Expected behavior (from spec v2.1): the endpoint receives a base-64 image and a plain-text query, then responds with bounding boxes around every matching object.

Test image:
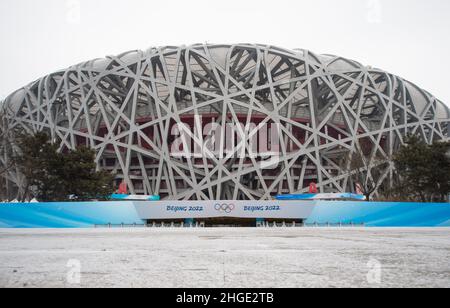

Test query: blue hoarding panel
[1,201,450,228]
[307,201,450,227]
[0,202,143,228]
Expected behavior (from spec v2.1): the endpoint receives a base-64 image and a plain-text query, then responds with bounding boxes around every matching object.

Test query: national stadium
[1,44,450,229]
[1,44,449,202]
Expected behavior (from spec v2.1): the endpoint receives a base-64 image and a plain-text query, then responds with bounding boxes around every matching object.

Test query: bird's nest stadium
[1,44,449,201]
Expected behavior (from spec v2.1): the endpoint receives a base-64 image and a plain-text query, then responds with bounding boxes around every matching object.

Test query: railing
[303,222,365,227]
[94,223,146,228]
[94,222,365,228]
[94,222,206,228]
[146,222,206,228]
[257,221,303,228]
[257,221,365,228]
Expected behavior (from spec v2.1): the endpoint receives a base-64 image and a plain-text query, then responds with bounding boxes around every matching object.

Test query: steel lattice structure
[1,44,449,200]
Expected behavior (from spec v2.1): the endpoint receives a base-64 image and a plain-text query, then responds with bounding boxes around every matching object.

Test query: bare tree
[343,139,390,201]
[0,111,22,201]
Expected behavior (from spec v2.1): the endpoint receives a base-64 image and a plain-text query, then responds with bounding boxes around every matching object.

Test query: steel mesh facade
[1,44,449,200]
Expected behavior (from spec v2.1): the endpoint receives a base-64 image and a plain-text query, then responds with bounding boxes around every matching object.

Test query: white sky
[1,0,449,106]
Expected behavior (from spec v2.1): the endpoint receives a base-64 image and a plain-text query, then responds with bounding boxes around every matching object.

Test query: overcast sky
[1,0,449,106]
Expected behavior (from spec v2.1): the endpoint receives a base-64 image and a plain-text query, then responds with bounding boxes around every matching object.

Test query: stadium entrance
[145,218,305,228]
[134,200,315,228]
[200,218,258,228]
[145,218,258,228]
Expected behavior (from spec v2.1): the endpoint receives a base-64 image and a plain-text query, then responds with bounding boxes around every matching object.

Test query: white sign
[132,200,316,220]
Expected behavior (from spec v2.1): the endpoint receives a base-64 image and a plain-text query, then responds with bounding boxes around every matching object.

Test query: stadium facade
[1,44,449,201]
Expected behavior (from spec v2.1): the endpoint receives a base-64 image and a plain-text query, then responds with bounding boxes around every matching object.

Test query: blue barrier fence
[0,202,143,228]
[0,201,450,228]
[307,201,450,227]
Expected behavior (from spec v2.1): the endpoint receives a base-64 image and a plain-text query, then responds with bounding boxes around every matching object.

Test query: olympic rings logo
[214,203,235,214]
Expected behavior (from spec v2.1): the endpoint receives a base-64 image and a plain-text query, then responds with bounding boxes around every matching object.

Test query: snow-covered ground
[0,228,449,288]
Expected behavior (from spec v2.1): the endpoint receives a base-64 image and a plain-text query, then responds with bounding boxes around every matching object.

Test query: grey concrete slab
[0,228,449,288]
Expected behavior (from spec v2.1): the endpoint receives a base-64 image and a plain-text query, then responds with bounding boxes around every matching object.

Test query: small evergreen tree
[14,132,114,202]
[63,146,114,201]
[393,136,450,202]
[14,132,61,201]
